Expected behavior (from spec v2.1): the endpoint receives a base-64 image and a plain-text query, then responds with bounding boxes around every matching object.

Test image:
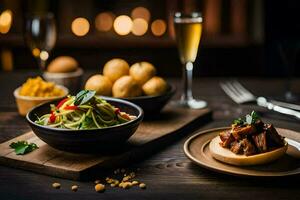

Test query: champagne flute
[25,13,57,71]
[173,12,207,109]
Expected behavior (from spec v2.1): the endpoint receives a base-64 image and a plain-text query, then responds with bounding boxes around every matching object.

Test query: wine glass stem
[181,61,194,102]
[285,77,293,100]
[38,58,46,71]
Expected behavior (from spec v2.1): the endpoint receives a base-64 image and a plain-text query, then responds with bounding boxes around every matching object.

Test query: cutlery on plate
[285,138,300,151]
[220,80,300,120]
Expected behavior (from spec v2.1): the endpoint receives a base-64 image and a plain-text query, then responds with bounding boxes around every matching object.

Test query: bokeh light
[95,12,115,32]
[40,51,49,61]
[131,7,150,22]
[113,15,132,36]
[32,48,40,57]
[151,19,167,36]
[71,17,90,37]
[0,9,13,34]
[131,18,148,36]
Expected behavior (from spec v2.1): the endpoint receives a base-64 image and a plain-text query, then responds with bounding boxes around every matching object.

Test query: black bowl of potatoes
[85,58,176,116]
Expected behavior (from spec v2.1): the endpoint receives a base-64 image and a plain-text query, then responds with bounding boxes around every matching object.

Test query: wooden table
[0,71,300,200]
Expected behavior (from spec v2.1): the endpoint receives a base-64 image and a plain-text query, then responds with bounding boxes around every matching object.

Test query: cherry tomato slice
[49,111,56,123]
[64,105,78,110]
[56,98,69,109]
[115,108,120,114]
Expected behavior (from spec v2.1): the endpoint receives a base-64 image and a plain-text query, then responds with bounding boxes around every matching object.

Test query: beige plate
[183,127,300,177]
[209,136,288,166]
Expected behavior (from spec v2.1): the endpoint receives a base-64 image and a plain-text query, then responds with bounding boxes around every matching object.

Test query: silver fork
[220,80,300,119]
[220,81,256,104]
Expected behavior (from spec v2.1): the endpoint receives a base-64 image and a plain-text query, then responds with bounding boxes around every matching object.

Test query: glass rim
[174,12,202,23]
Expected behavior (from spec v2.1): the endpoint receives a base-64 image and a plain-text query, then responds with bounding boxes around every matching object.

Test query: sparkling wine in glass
[25,13,57,71]
[173,12,206,109]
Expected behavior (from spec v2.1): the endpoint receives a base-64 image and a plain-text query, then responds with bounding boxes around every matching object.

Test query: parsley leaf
[245,111,260,124]
[233,118,244,125]
[250,111,260,122]
[10,141,39,155]
[233,111,260,125]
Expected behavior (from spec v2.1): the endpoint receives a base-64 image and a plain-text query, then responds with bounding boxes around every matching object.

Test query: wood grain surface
[1,72,300,200]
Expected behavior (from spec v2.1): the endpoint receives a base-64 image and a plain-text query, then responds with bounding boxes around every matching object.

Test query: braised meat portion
[219,111,285,156]
[219,130,234,148]
[265,124,285,147]
[231,125,256,140]
[240,138,257,156]
[230,141,243,154]
[252,131,267,152]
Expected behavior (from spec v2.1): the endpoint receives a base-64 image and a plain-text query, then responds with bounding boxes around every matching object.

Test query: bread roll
[47,56,79,73]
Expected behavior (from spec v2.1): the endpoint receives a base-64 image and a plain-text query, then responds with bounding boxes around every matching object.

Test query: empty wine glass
[25,13,57,71]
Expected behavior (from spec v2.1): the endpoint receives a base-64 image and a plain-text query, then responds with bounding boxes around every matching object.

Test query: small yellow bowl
[13,85,69,116]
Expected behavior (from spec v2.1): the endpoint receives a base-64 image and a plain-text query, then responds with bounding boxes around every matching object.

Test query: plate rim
[183,127,300,177]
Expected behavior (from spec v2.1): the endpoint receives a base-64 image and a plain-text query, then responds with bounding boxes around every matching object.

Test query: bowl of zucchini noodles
[26,90,143,153]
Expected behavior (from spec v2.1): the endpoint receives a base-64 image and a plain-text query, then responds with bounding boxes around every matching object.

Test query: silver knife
[257,97,300,120]
[285,138,300,151]
[270,100,300,111]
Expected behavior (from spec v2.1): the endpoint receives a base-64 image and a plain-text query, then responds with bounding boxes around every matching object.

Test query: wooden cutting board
[0,106,211,180]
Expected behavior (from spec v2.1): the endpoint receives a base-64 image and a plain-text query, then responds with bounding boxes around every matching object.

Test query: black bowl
[26,97,143,153]
[122,84,176,117]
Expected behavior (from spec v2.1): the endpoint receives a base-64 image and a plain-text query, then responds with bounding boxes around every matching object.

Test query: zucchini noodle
[35,91,136,130]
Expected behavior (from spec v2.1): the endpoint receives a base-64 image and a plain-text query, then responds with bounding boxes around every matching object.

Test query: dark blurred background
[0,0,299,77]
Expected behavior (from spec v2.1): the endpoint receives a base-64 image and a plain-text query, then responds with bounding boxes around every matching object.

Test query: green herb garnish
[74,90,96,106]
[10,141,39,155]
[245,111,260,124]
[233,118,244,125]
[233,111,260,125]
